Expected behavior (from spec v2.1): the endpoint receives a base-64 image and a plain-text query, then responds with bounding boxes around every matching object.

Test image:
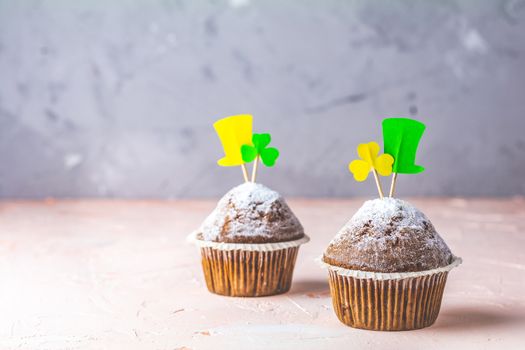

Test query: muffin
[322,197,461,331]
[193,182,308,297]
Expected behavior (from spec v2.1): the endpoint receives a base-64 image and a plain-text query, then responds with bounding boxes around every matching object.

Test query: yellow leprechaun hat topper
[214,114,253,167]
[213,114,280,183]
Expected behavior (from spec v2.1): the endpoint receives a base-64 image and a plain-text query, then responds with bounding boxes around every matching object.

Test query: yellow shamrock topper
[349,142,394,181]
[213,114,253,166]
[348,141,394,198]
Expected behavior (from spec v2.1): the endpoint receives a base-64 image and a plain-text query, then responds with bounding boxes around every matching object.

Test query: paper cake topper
[213,114,253,167]
[382,118,425,174]
[241,133,280,182]
[382,118,426,196]
[241,133,280,166]
[348,141,393,198]
[347,118,426,199]
[213,115,279,183]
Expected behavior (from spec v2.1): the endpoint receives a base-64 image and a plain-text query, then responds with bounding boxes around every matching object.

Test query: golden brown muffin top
[196,182,304,243]
[324,198,452,273]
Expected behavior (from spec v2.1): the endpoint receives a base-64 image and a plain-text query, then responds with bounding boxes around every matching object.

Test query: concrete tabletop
[0,198,524,349]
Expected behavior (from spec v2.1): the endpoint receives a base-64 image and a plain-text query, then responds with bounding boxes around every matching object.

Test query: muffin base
[328,270,448,331]
[200,246,299,297]
[321,256,461,331]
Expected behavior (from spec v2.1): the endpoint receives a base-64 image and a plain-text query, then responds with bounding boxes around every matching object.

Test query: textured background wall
[0,0,524,198]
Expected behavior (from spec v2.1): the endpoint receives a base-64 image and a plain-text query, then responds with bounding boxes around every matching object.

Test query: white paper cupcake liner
[317,255,462,280]
[187,231,310,252]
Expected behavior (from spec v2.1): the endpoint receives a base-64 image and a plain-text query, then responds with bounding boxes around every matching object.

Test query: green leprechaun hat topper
[349,117,426,198]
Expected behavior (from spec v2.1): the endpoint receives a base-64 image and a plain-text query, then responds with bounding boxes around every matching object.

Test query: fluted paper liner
[319,256,462,331]
[189,234,309,297]
[188,232,310,251]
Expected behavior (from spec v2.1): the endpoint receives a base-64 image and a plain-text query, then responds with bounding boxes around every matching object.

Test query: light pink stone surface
[0,198,524,349]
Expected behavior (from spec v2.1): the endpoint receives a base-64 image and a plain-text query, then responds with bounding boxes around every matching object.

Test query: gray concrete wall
[0,0,524,198]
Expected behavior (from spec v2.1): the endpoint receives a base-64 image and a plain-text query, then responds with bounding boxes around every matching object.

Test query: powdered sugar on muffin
[197,182,304,243]
[324,198,452,272]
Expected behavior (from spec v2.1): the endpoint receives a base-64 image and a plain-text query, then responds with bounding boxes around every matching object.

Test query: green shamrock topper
[241,133,280,167]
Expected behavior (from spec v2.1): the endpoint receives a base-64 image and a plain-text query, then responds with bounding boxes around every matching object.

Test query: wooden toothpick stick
[389,172,398,197]
[251,155,259,182]
[241,164,249,182]
[372,169,384,199]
